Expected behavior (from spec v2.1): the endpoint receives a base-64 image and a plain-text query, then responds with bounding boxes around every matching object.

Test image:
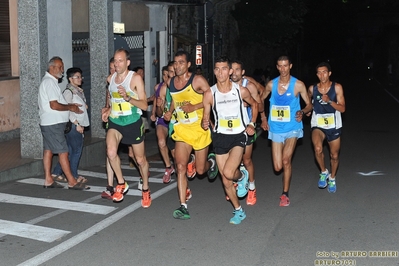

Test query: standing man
[231,60,264,205]
[202,56,258,224]
[38,56,86,190]
[101,49,151,207]
[261,55,312,206]
[164,50,218,220]
[308,62,345,193]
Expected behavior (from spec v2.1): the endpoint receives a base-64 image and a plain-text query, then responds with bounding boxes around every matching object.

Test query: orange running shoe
[186,154,196,179]
[279,194,290,207]
[112,182,129,202]
[142,190,152,208]
[246,189,257,205]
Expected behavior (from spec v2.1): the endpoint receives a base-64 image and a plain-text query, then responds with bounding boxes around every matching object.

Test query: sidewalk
[0,129,160,184]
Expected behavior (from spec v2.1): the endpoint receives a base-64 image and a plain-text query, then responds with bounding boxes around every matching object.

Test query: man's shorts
[172,123,212,151]
[155,117,168,128]
[108,119,145,145]
[212,132,247,155]
[167,134,176,151]
[312,127,341,142]
[246,131,258,146]
[268,129,303,143]
[40,123,68,154]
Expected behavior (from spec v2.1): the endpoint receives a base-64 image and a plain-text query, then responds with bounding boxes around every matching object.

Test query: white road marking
[17,182,177,266]
[120,165,167,172]
[0,192,116,215]
[0,219,70,243]
[17,178,144,196]
[78,170,168,183]
[357,171,384,176]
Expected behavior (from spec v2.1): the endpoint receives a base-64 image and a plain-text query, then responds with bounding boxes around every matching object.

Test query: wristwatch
[328,100,333,104]
[248,122,256,128]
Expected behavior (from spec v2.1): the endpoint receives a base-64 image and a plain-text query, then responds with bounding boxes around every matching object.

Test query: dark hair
[174,50,191,62]
[66,67,82,83]
[277,55,291,64]
[215,55,231,68]
[167,60,175,67]
[133,66,144,72]
[161,66,168,72]
[316,62,331,72]
[231,59,244,69]
[109,57,114,63]
[114,48,130,60]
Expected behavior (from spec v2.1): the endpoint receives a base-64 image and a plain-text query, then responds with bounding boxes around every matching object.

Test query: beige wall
[121,3,149,31]
[0,79,20,132]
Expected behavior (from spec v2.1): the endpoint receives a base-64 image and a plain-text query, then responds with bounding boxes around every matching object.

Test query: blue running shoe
[229,208,246,224]
[207,153,218,180]
[327,178,336,193]
[237,167,249,197]
[318,170,330,188]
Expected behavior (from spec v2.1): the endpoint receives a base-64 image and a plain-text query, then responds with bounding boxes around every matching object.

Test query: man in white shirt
[38,56,86,190]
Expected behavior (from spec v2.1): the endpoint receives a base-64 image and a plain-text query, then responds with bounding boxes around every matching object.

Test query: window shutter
[0,0,11,78]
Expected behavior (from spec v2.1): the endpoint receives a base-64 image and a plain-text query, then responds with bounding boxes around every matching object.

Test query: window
[0,0,11,78]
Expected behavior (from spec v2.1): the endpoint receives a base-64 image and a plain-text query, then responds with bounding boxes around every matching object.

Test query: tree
[231,0,308,51]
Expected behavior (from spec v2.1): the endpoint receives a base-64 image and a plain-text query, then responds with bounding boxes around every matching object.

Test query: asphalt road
[0,75,398,266]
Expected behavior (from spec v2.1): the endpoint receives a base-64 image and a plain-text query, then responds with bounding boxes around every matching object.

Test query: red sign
[195,45,202,66]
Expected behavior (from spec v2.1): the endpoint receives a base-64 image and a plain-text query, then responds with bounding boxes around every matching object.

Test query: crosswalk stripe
[17,178,161,196]
[0,219,70,243]
[120,165,167,172]
[17,182,177,266]
[0,192,116,215]
[78,170,169,183]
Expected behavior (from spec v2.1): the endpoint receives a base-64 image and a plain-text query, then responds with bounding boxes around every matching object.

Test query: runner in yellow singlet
[163,50,218,220]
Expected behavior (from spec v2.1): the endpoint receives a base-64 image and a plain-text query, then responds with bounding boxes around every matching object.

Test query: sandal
[43,182,64,188]
[76,176,88,184]
[51,174,68,183]
[68,182,90,190]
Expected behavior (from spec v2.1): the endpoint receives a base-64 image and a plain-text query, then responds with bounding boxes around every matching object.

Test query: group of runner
[100,49,345,224]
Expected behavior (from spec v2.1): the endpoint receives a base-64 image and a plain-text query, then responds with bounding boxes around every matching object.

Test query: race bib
[176,106,198,124]
[270,105,290,122]
[110,92,132,116]
[219,118,240,132]
[316,113,335,129]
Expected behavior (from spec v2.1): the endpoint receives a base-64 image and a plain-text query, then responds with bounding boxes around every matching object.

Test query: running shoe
[246,189,257,205]
[112,182,129,202]
[163,166,175,184]
[138,178,143,191]
[173,205,190,219]
[318,170,330,188]
[327,178,337,193]
[186,154,196,179]
[101,185,114,200]
[141,190,152,208]
[207,153,218,180]
[186,188,192,201]
[229,208,246,224]
[236,167,249,197]
[279,194,290,207]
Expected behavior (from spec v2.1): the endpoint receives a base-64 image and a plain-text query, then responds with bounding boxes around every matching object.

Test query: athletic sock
[282,191,289,197]
[249,181,255,190]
